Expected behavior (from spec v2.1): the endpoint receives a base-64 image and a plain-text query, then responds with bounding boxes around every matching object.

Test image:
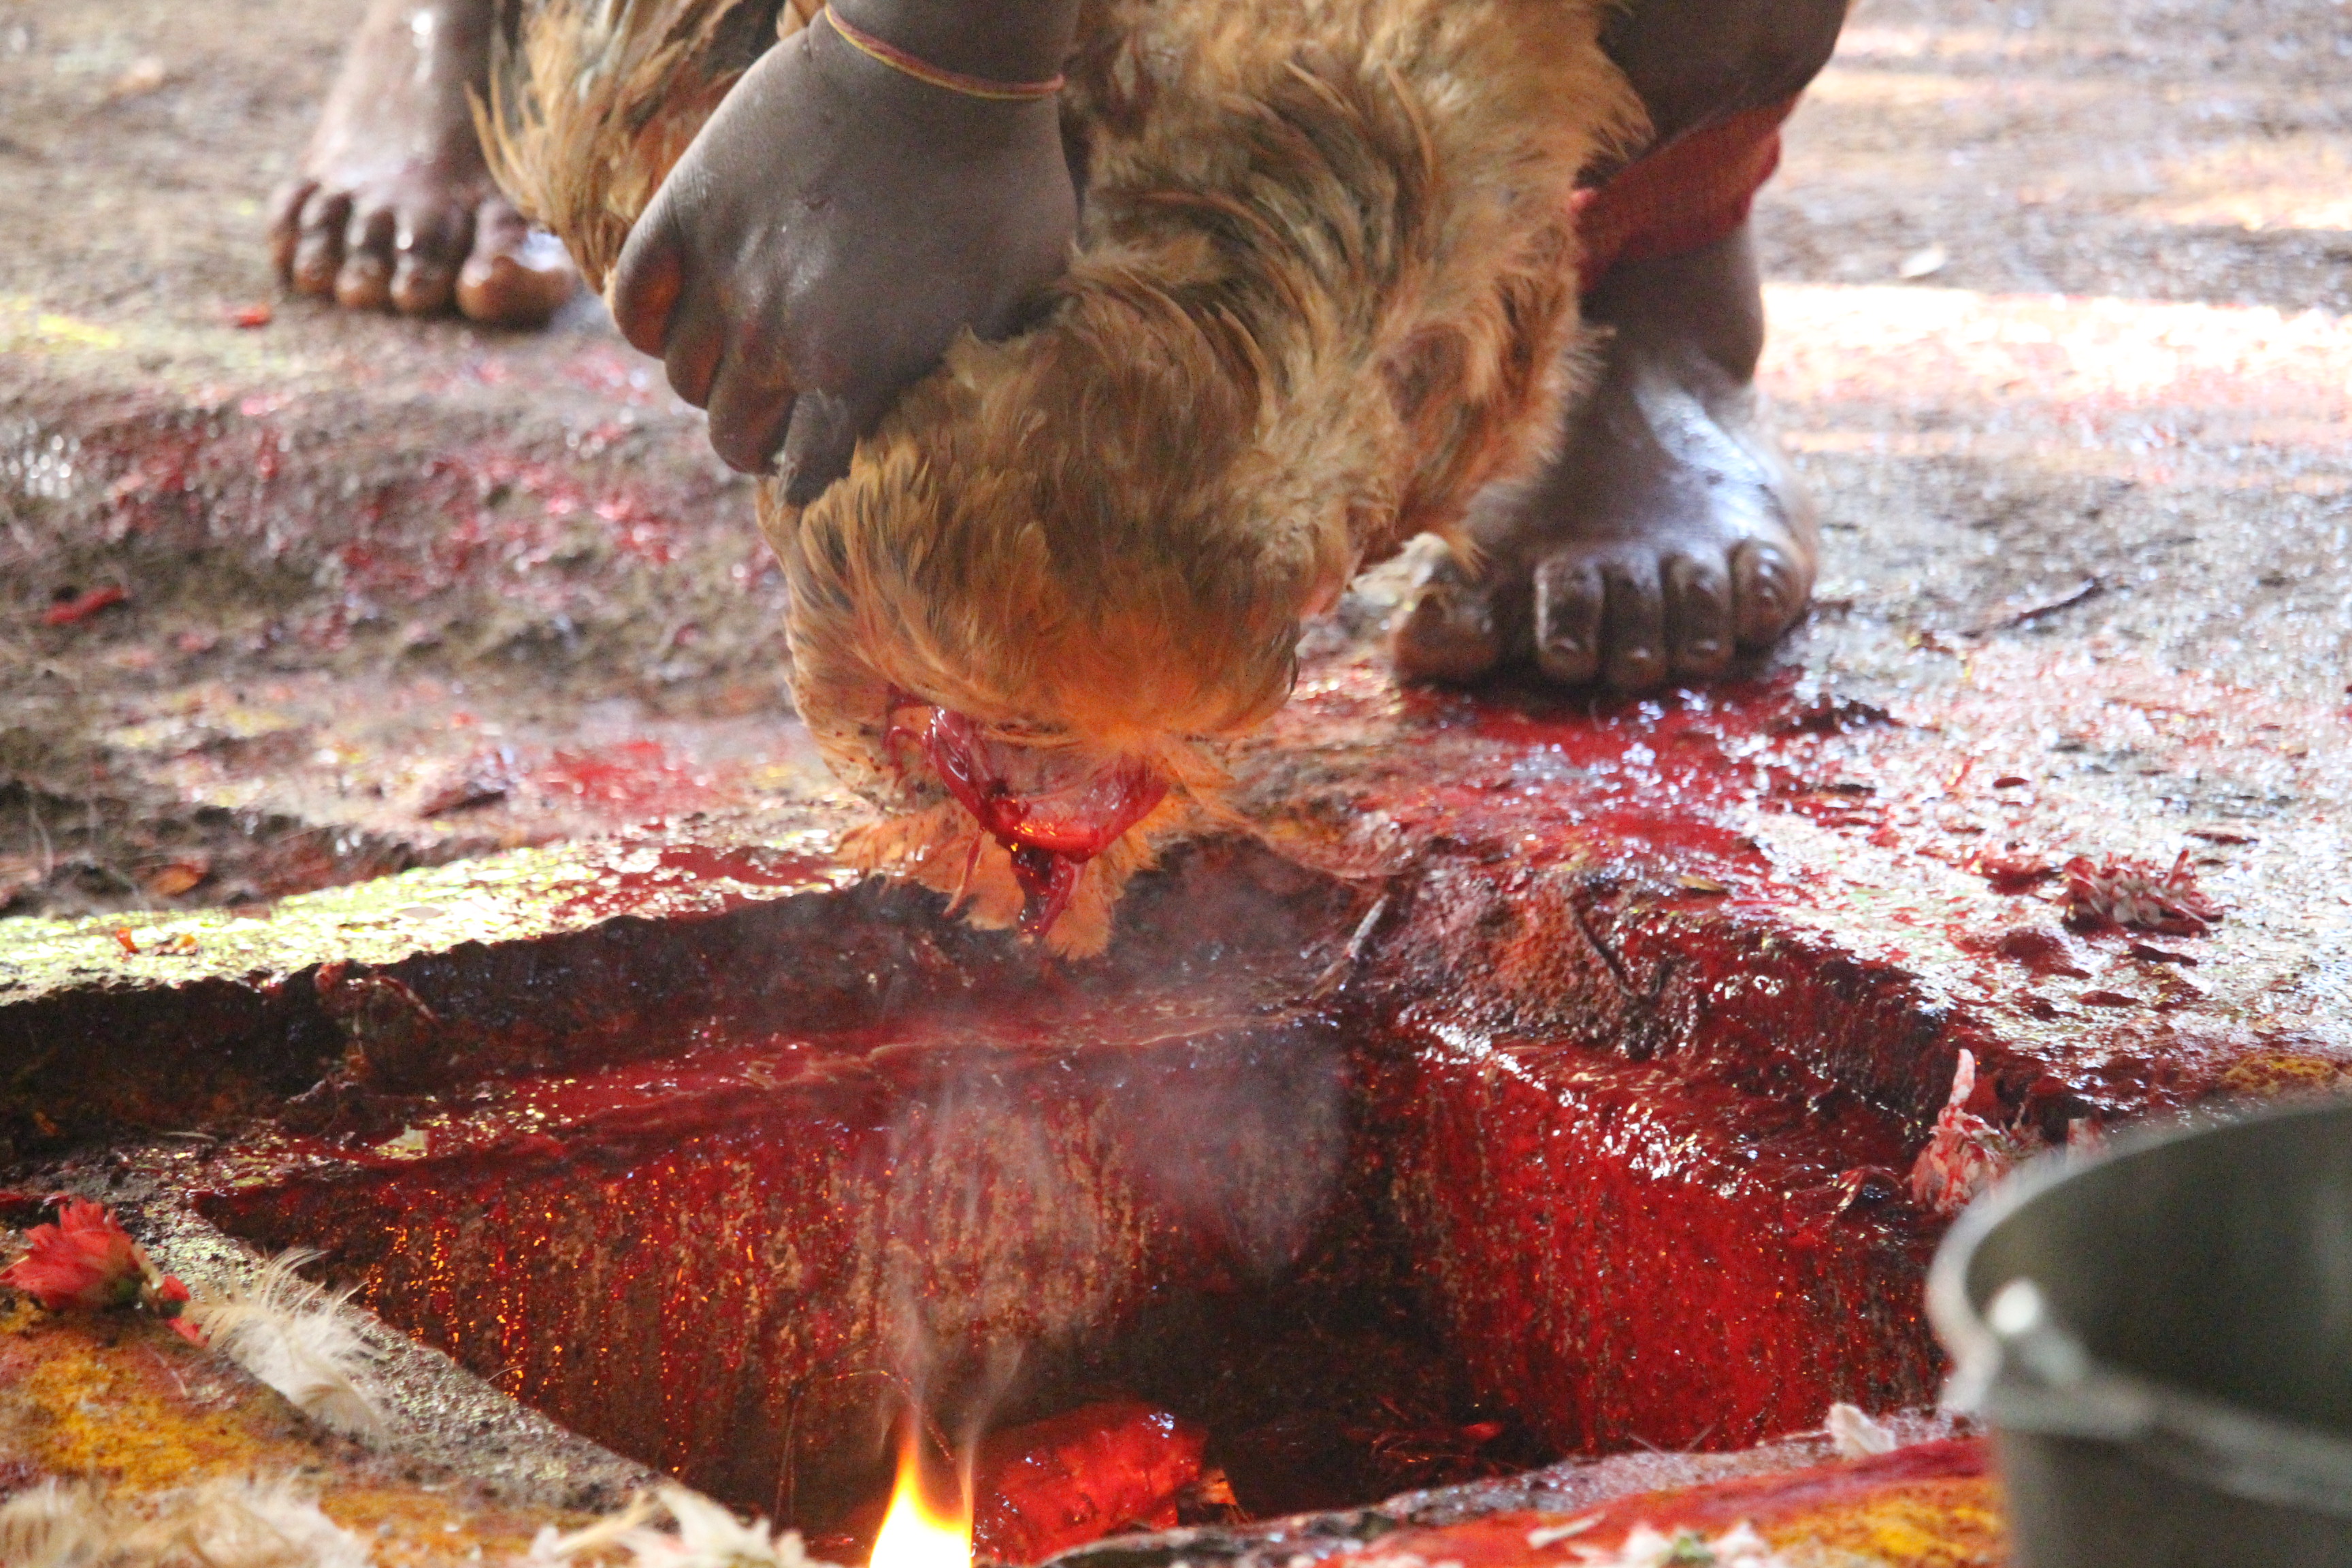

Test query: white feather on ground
[1571,1522,1790,1568]
[1823,1401,1898,1459]
[0,1476,373,1568]
[188,1249,387,1443]
[0,1482,102,1568]
[524,1484,824,1568]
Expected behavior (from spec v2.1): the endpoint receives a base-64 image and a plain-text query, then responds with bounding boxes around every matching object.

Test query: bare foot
[271,0,577,327]
[1394,222,1817,690]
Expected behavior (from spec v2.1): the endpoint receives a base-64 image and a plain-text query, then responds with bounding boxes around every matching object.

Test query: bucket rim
[1927,1092,2352,1361]
[1927,1092,2352,1514]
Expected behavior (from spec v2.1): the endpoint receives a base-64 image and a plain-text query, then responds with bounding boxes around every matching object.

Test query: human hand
[612,9,1078,498]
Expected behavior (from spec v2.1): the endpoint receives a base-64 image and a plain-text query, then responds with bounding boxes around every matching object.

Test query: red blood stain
[1370,1028,1938,1456]
[1365,679,1854,867]
[1984,925,2089,979]
[536,739,718,817]
[1972,852,2058,894]
[548,843,841,924]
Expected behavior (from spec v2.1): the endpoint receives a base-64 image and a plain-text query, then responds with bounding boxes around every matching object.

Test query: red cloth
[1573,96,1801,291]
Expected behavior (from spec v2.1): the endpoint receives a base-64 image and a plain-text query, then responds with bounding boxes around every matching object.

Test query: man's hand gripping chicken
[488,0,1840,956]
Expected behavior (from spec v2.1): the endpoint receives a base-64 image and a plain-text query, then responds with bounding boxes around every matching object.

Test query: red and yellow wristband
[821,5,1066,101]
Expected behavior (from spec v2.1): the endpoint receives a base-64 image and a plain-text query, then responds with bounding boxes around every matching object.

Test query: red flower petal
[1,1197,146,1312]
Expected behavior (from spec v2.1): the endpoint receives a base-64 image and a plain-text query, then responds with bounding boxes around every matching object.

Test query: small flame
[870,1430,973,1568]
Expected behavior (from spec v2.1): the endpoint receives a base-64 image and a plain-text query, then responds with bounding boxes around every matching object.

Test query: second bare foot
[270,0,576,327]
[1394,222,1817,691]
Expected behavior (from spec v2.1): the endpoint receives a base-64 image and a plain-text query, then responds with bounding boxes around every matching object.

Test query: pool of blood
[186,823,1942,1560]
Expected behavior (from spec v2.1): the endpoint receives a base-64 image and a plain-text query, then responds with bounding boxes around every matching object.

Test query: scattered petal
[1,1196,146,1312]
[1909,1050,2036,1215]
[145,862,210,898]
[2062,849,2222,936]
[42,585,127,627]
[1527,1517,1601,1549]
[103,57,170,101]
[1896,243,1948,280]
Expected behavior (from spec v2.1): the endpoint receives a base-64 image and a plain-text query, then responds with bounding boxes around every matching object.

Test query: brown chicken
[489,0,1638,955]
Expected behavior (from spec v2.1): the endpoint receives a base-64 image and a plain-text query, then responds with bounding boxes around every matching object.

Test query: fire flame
[870,1431,973,1568]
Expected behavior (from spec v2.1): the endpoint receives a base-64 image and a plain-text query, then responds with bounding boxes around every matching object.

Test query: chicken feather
[491,0,1640,953]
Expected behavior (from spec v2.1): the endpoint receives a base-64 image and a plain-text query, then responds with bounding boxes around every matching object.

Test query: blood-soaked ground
[0,0,2345,921]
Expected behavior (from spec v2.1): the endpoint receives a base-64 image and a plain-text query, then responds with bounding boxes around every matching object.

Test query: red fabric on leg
[1573,96,1801,292]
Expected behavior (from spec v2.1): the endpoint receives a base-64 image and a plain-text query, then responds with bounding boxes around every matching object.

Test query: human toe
[334,203,398,311]
[270,180,318,279]
[1531,554,1605,685]
[391,250,459,315]
[289,189,352,296]
[456,199,579,329]
[1600,560,1669,691]
[1731,539,1812,649]
[1664,554,1735,679]
[389,203,470,315]
[1393,552,1504,683]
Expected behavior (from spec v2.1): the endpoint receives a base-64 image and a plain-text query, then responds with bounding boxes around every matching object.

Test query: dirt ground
[0,0,2347,919]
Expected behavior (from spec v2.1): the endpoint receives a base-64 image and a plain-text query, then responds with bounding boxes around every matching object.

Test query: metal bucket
[1929,1095,2352,1567]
